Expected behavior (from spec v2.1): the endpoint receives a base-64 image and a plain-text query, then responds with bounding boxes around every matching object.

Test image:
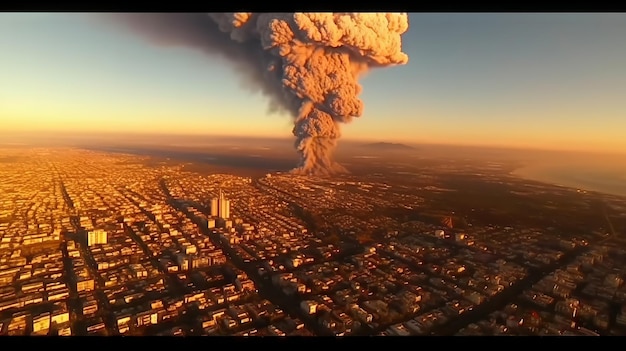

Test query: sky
[1,13,626,154]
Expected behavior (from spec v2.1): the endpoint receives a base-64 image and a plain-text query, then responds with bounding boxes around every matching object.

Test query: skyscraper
[222,199,230,220]
[210,198,218,217]
[211,189,230,220]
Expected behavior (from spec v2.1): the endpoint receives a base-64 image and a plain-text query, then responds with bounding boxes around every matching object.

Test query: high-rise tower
[210,198,218,217]
[211,189,230,219]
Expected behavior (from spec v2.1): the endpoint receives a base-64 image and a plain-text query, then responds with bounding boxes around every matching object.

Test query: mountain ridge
[361,142,414,150]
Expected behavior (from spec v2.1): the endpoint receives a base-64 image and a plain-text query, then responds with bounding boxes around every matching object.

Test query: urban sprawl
[1,148,626,336]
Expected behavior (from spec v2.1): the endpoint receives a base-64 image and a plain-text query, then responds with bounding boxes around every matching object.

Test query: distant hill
[362,142,414,151]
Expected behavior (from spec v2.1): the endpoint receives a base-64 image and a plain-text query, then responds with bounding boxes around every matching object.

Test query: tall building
[222,199,230,220]
[210,198,218,217]
[210,189,230,219]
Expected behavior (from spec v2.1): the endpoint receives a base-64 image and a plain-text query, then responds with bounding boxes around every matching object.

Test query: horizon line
[1,129,625,157]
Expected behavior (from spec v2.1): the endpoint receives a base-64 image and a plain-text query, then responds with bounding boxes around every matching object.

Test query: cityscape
[2,12,626,337]
[1,147,625,336]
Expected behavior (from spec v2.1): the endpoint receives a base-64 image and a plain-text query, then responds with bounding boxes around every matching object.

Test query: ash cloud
[99,13,409,176]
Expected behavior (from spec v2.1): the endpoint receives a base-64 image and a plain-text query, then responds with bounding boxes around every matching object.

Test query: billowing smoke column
[102,13,409,176]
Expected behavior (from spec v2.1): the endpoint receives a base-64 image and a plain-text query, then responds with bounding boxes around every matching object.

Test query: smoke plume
[100,13,409,176]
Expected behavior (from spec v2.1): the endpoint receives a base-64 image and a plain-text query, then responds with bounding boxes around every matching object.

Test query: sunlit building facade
[211,189,230,219]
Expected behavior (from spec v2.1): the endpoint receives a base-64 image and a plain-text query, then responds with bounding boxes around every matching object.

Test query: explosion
[103,13,409,176]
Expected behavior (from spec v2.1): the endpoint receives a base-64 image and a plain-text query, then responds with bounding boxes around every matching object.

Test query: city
[1,147,625,336]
